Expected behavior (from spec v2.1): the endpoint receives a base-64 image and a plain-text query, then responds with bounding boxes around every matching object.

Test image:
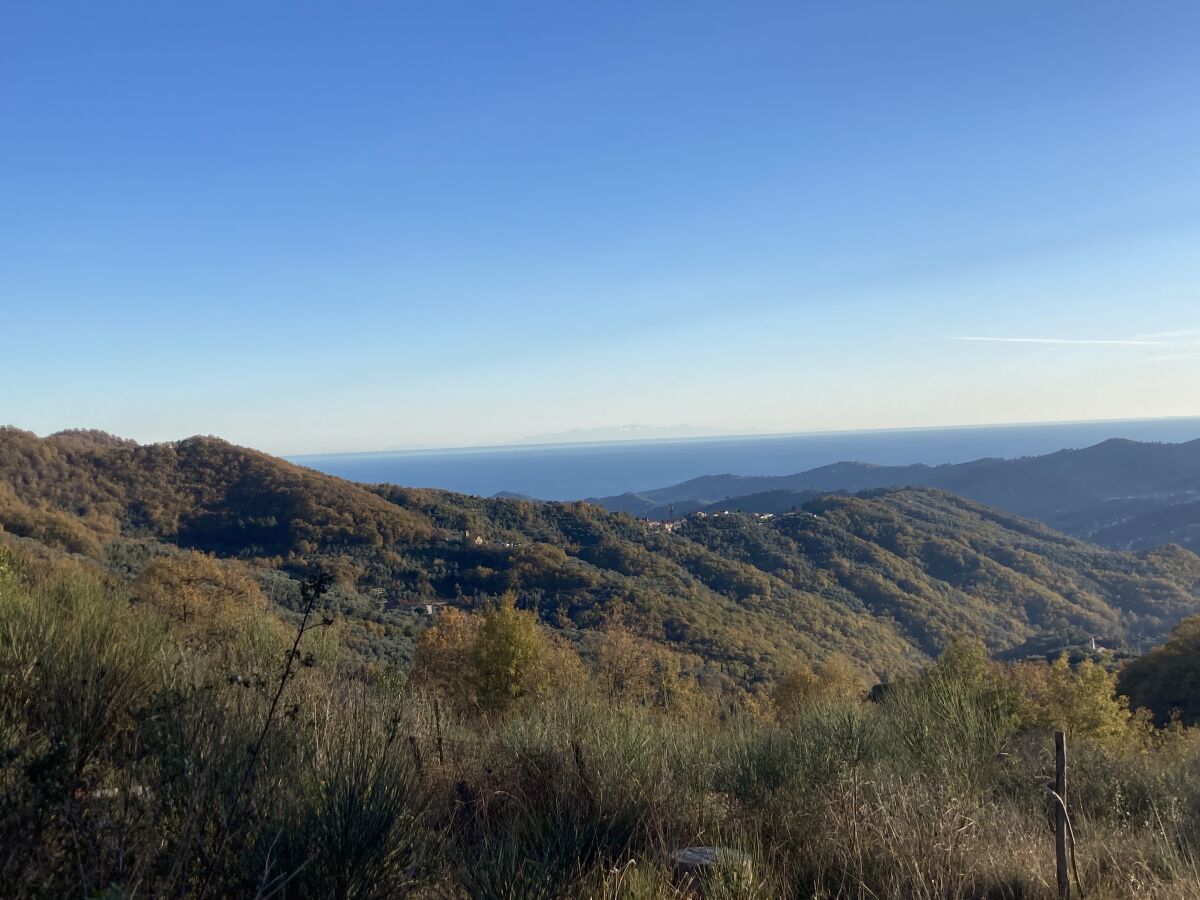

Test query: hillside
[591,438,1200,552]
[3,427,1200,687]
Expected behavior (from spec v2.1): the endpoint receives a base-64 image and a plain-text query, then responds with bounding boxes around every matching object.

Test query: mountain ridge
[590,437,1200,551]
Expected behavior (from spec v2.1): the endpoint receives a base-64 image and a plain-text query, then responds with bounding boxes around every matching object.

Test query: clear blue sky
[3,1,1199,453]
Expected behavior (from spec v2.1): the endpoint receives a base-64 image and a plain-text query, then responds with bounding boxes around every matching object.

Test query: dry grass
[1,554,1198,898]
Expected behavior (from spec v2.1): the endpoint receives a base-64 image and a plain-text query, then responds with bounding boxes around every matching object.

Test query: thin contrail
[953,336,1164,346]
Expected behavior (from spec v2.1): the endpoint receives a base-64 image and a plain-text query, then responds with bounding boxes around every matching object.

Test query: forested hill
[591,437,1200,552]
[3,426,1200,687]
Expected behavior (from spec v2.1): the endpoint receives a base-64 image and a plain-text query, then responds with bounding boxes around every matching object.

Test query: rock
[669,846,753,896]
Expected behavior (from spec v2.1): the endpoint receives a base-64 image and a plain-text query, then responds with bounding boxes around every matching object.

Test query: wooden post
[1055,731,1069,899]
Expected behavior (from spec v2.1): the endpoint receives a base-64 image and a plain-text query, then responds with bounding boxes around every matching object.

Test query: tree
[410,607,480,708]
[589,623,703,714]
[592,625,658,705]
[771,654,862,721]
[930,635,993,690]
[1009,654,1134,746]
[1118,616,1200,725]
[134,551,275,650]
[411,596,585,713]
[471,597,546,711]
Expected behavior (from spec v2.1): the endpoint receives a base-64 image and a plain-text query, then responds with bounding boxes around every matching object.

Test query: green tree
[1119,616,1200,725]
[1009,654,1134,746]
[471,596,545,711]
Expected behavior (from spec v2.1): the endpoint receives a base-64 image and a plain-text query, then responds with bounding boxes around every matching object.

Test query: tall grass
[2,554,1199,898]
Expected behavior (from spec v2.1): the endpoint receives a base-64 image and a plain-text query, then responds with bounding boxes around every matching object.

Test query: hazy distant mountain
[590,438,1200,553]
[509,424,745,445]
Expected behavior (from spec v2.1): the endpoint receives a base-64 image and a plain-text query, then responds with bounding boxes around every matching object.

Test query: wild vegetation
[4,428,1200,896]
[3,543,1200,899]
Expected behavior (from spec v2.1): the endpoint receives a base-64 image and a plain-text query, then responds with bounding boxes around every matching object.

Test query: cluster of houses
[645,510,777,531]
[464,530,526,550]
[369,586,443,616]
[645,519,686,532]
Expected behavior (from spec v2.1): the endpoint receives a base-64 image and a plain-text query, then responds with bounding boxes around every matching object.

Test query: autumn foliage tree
[588,623,706,715]
[409,607,480,707]
[1008,654,1135,746]
[411,595,584,713]
[134,550,277,650]
[591,625,657,705]
[771,654,864,722]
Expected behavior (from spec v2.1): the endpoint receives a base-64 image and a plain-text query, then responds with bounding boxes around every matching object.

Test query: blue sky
[3,1,1199,453]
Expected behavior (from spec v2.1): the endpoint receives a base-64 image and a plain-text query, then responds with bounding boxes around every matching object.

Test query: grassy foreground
[1,547,1199,899]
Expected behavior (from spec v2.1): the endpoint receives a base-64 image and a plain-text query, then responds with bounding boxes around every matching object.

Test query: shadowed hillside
[592,437,1200,552]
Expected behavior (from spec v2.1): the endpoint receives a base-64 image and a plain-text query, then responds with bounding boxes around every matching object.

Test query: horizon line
[285,413,1200,460]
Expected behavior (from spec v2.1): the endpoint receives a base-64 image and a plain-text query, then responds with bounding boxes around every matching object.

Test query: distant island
[509,423,749,445]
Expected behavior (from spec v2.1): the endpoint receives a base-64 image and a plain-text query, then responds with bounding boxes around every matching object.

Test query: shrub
[770,654,863,722]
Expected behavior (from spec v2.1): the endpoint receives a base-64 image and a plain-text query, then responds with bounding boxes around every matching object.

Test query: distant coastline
[291,415,1200,501]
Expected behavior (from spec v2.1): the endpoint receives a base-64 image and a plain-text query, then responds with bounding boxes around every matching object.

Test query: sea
[290,417,1200,501]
